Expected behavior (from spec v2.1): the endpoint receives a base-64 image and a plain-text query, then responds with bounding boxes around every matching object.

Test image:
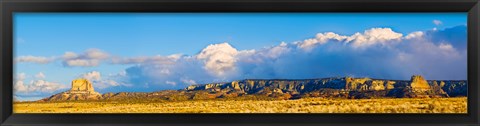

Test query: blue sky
[13,13,467,101]
[15,13,466,56]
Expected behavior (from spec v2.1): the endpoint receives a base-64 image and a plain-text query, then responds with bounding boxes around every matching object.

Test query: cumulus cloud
[80,71,125,89]
[29,80,67,93]
[260,42,292,58]
[298,28,404,50]
[14,73,68,96]
[196,43,239,77]
[14,80,67,100]
[14,80,27,93]
[346,28,403,48]
[116,26,466,92]
[298,32,347,50]
[404,31,424,40]
[433,20,443,25]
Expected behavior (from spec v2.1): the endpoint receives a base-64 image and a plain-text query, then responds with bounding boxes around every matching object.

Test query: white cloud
[438,43,460,57]
[82,71,102,81]
[34,72,46,79]
[258,42,291,58]
[62,48,109,67]
[346,28,403,48]
[433,20,443,25]
[14,73,28,93]
[64,59,101,67]
[84,49,109,59]
[196,42,239,77]
[404,31,424,39]
[113,25,466,93]
[15,49,110,67]
[16,56,54,64]
[298,32,347,50]
[30,80,67,93]
[16,49,109,66]
[16,73,26,80]
[16,49,109,67]
[14,79,67,94]
[62,52,78,59]
[296,28,403,49]
[14,73,67,95]
[439,43,454,51]
[79,71,130,89]
[14,80,27,93]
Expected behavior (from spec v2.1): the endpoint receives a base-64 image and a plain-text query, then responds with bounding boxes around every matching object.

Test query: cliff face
[39,79,102,101]
[439,80,468,97]
[39,75,467,102]
[70,78,95,93]
[184,75,465,99]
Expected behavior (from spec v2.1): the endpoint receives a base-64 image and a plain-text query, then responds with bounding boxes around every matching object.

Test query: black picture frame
[1,0,479,125]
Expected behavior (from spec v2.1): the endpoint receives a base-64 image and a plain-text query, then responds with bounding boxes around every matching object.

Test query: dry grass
[13,97,467,113]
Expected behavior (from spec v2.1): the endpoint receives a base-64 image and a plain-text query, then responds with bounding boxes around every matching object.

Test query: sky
[13,13,467,101]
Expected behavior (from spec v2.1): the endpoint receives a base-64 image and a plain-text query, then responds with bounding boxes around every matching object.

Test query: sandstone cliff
[39,75,467,102]
[184,75,464,99]
[40,78,102,101]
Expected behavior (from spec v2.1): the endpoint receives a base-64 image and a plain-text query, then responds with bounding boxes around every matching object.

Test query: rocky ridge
[39,75,467,102]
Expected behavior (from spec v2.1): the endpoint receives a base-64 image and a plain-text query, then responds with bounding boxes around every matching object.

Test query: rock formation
[40,78,102,101]
[440,80,468,97]
[409,75,431,92]
[39,75,467,102]
[184,75,464,99]
[70,78,95,93]
[384,75,449,98]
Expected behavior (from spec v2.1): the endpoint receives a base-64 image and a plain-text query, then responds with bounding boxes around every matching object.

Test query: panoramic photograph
[13,13,467,113]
